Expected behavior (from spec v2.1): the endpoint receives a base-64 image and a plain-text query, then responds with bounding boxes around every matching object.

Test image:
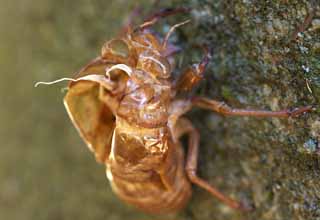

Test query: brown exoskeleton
[46,8,312,214]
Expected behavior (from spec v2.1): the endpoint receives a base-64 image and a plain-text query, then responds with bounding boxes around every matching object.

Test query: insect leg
[137,7,190,31]
[192,97,312,118]
[162,19,190,49]
[174,46,210,92]
[118,6,143,36]
[123,0,162,30]
[175,118,250,211]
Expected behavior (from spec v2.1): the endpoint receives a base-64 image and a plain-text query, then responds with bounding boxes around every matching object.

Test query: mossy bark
[1,0,319,220]
[170,1,320,220]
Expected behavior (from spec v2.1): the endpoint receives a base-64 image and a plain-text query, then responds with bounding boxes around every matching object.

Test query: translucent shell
[64,62,115,163]
[137,51,171,79]
[130,32,162,53]
[101,38,137,67]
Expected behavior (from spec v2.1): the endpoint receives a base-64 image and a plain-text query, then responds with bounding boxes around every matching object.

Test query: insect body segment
[63,8,312,214]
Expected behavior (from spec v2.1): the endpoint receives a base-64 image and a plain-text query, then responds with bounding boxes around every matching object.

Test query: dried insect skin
[63,8,312,214]
[64,23,194,213]
[108,118,192,213]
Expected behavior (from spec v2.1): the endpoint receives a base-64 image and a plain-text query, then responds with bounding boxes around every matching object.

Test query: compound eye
[101,39,130,59]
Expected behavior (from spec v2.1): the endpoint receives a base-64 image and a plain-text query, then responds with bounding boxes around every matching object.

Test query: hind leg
[174,118,251,211]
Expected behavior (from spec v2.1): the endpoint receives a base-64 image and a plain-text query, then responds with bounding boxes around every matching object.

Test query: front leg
[192,97,312,118]
[136,7,190,31]
[175,46,210,92]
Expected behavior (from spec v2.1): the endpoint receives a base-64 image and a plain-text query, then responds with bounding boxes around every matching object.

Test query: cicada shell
[41,6,311,215]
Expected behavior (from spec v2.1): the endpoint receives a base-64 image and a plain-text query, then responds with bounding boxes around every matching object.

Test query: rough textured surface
[1,0,319,220]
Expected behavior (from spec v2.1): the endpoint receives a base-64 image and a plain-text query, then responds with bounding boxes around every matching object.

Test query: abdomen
[106,120,192,214]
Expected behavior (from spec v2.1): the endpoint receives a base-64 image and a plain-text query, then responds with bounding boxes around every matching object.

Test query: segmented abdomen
[106,123,192,214]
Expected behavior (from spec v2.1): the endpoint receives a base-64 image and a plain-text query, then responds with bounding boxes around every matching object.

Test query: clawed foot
[288,105,313,117]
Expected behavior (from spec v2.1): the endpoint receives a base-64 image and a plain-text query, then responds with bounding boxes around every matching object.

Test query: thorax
[116,72,172,128]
